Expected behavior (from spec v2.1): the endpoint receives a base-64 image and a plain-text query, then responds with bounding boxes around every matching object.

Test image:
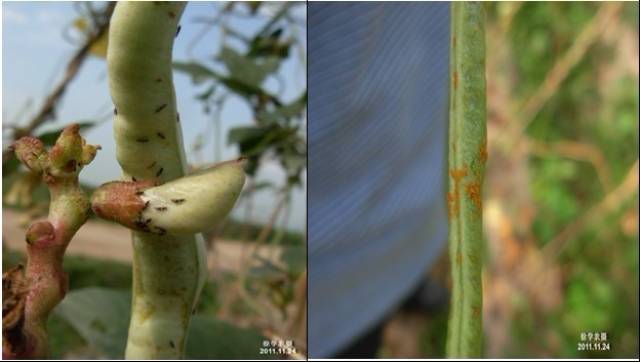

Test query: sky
[1,2,307,232]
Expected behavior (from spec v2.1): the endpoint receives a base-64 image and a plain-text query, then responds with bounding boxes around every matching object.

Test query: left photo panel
[1,1,307,359]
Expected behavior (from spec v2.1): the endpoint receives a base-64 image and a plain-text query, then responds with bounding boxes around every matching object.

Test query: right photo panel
[307,1,639,360]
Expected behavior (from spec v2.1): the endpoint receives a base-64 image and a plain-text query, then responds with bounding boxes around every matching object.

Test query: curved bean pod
[107,2,205,358]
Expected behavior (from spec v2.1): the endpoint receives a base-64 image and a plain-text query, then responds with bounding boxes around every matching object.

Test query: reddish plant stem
[2,124,99,359]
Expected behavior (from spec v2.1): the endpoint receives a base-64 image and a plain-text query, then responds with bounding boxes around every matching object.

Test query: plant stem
[3,125,99,359]
[446,2,487,358]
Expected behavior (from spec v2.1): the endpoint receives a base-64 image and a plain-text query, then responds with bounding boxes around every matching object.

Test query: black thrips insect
[155,104,167,113]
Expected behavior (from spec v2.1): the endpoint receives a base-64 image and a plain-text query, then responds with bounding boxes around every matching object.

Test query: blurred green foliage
[174,1,306,186]
[384,2,638,359]
[488,1,638,358]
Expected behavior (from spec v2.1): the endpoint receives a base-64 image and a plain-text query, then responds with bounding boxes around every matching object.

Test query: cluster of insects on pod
[91,158,247,237]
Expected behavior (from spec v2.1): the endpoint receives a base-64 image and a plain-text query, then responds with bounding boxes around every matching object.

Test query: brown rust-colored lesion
[453,71,458,90]
[450,168,467,182]
[465,181,482,212]
[479,140,488,164]
[447,192,457,218]
[448,168,468,218]
[465,141,487,214]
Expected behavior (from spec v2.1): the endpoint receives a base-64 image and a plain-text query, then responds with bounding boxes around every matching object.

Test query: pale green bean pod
[446,1,487,358]
[107,2,205,358]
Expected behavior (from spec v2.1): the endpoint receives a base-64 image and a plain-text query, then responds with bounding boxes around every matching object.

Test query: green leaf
[281,152,306,175]
[228,125,293,157]
[218,46,280,87]
[174,61,279,101]
[257,92,307,125]
[173,61,223,84]
[276,93,307,118]
[53,287,130,358]
[248,35,291,59]
[228,126,269,147]
[220,77,265,98]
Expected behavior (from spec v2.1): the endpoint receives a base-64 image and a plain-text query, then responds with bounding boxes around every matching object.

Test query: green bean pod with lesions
[446,2,487,358]
[107,2,204,359]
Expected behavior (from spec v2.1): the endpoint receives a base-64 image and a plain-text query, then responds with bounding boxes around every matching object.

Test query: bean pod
[446,2,487,358]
